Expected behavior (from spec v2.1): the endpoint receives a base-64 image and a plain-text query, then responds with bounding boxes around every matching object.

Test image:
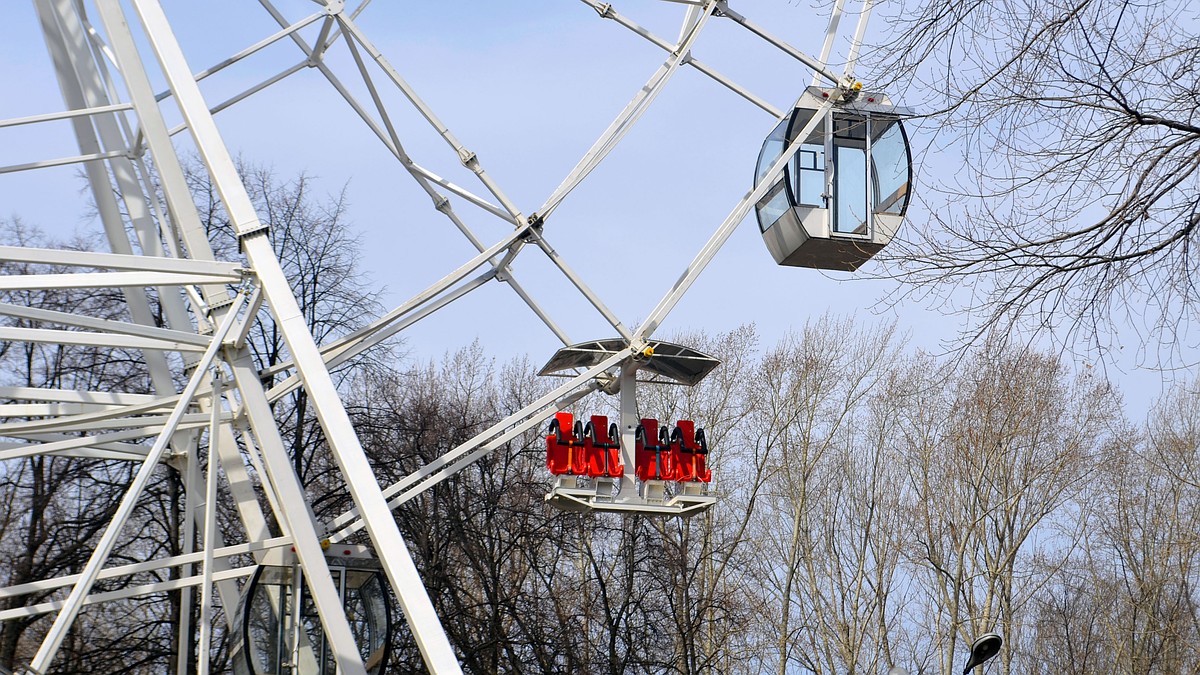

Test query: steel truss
[0,0,875,672]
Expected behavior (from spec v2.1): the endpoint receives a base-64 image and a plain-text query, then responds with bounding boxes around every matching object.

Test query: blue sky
[0,0,1176,417]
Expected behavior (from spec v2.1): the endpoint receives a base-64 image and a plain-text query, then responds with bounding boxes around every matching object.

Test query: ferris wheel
[0,1,912,673]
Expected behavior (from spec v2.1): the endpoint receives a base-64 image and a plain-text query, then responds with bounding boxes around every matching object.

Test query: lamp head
[962,632,1003,673]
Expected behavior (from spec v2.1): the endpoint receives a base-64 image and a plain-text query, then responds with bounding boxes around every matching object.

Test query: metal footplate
[545,476,716,517]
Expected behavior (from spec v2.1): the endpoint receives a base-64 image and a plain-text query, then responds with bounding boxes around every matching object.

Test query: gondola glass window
[871,119,910,215]
[754,88,911,271]
[232,562,392,675]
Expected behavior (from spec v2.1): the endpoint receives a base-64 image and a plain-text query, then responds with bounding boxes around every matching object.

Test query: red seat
[603,421,624,478]
[670,421,697,482]
[583,416,624,478]
[582,416,607,478]
[545,412,577,475]
[634,419,655,480]
[694,428,712,483]
[635,419,673,481]
[568,418,587,475]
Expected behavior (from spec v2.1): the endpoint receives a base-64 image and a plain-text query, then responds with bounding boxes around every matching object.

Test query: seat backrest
[671,420,696,481]
[590,415,611,444]
[546,412,576,475]
[553,412,576,441]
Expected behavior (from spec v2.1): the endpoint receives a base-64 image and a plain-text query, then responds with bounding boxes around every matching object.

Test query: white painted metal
[686,56,785,117]
[127,1,460,664]
[815,0,849,85]
[0,566,256,623]
[0,386,160,405]
[843,0,876,79]
[0,398,192,434]
[0,424,207,462]
[225,353,373,675]
[331,12,525,222]
[25,12,253,660]
[0,536,293,603]
[34,0,183,400]
[0,403,132,417]
[293,8,574,350]
[0,245,242,275]
[166,61,310,137]
[255,2,573,353]
[577,0,766,115]
[0,326,206,352]
[0,102,132,128]
[0,269,241,290]
[175,410,201,675]
[0,444,149,463]
[0,302,212,346]
[618,362,640,499]
[48,0,198,348]
[636,99,836,339]
[232,423,290,543]
[101,3,398,668]
[0,150,127,174]
[197,371,222,675]
[718,3,845,86]
[0,410,223,435]
[91,0,228,310]
[543,1,717,219]
[325,356,622,542]
[0,0,885,671]
[171,12,324,90]
[26,289,246,674]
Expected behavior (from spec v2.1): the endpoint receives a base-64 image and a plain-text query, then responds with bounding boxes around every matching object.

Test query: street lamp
[962,632,1003,673]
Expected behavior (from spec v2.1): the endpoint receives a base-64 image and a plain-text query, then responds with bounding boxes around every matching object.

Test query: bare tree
[1029,383,1200,674]
[740,316,908,675]
[348,345,582,672]
[871,0,1200,358]
[637,325,767,675]
[186,158,388,484]
[895,342,1117,674]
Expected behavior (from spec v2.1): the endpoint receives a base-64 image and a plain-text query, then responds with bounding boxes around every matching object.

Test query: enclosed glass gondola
[230,548,392,675]
[755,86,912,271]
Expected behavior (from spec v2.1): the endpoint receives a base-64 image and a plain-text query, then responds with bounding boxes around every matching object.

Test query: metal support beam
[0,566,255,622]
[0,535,291,602]
[0,245,242,275]
[0,302,211,347]
[258,0,571,346]
[0,150,127,175]
[717,2,844,85]
[196,371,222,674]
[325,349,627,541]
[120,2,461,668]
[0,270,242,290]
[545,1,718,218]
[0,326,206,353]
[26,289,246,674]
[634,99,835,339]
[0,102,132,129]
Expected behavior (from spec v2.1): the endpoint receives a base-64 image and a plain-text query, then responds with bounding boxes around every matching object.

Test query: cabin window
[871,119,910,215]
[793,146,825,207]
[833,143,868,234]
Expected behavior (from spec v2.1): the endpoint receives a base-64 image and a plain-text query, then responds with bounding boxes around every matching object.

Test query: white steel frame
[0,0,879,672]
